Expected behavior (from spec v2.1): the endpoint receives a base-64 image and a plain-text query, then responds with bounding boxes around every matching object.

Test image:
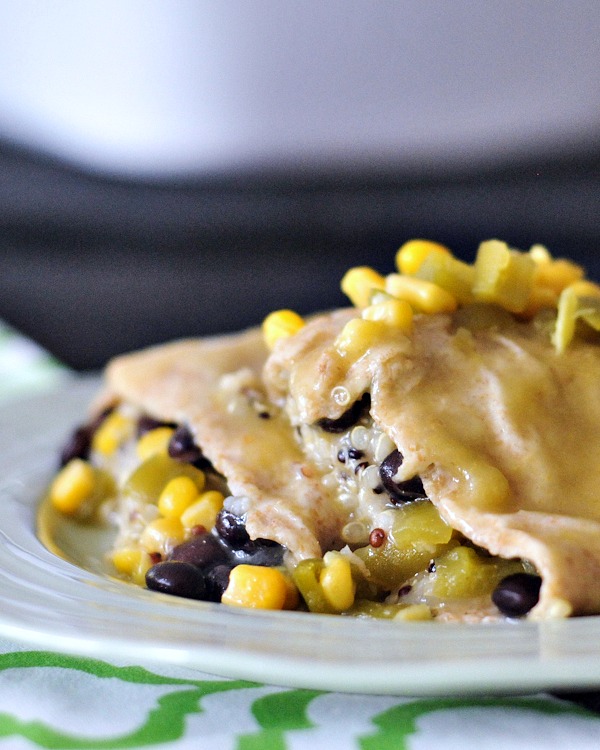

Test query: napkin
[0,320,599,749]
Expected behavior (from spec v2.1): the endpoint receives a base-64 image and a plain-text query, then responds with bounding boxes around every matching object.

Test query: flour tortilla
[105,310,600,619]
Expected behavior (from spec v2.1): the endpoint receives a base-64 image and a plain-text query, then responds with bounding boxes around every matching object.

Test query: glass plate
[2,377,600,696]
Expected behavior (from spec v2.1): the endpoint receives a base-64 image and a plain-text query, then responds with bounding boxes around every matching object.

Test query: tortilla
[47,239,600,620]
[104,306,600,619]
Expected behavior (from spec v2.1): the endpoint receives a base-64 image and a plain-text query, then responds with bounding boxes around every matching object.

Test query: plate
[2,378,600,696]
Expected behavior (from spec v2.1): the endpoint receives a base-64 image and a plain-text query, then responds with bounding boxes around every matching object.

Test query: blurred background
[0,0,598,370]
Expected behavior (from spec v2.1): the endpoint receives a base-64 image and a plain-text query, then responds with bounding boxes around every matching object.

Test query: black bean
[315,393,371,433]
[215,509,251,548]
[137,415,175,437]
[205,564,233,602]
[492,573,542,617]
[233,539,285,567]
[168,533,230,568]
[379,450,427,503]
[146,561,207,600]
[168,425,204,464]
[379,449,403,483]
[392,476,427,501]
[59,407,113,466]
[89,407,114,432]
[60,425,93,466]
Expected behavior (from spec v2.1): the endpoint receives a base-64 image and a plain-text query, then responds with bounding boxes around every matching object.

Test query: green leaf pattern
[0,651,597,749]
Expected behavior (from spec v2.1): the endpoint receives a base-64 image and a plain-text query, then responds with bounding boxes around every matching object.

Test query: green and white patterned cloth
[0,321,66,405]
[1,320,599,749]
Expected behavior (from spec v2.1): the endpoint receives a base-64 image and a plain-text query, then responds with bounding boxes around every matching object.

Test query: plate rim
[2,377,600,695]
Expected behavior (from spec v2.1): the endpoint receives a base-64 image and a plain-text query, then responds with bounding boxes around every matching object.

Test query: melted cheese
[265,310,600,618]
[106,309,600,619]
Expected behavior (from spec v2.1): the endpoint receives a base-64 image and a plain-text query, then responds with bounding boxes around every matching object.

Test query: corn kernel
[568,280,600,298]
[140,517,185,556]
[385,274,458,314]
[394,604,433,621]
[280,569,301,610]
[180,490,225,531]
[320,551,356,611]
[520,284,559,318]
[341,266,386,308]
[111,547,144,576]
[334,318,388,358]
[132,551,154,586]
[50,459,96,515]
[92,411,133,456]
[534,258,584,295]
[136,426,176,461]
[221,564,289,610]
[158,475,200,518]
[362,298,414,334]
[395,239,451,275]
[262,309,305,350]
[529,244,552,264]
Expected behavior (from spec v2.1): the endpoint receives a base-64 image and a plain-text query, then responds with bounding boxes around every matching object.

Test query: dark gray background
[0,142,598,370]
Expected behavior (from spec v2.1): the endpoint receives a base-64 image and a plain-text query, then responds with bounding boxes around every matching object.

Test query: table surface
[1,320,600,749]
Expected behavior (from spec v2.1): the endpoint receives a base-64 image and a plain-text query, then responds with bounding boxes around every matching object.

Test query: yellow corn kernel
[395,239,451,275]
[341,266,386,308]
[280,569,301,610]
[394,604,433,621]
[49,459,96,515]
[221,564,289,610]
[472,240,535,313]
[520,284,559,318]
[140,517,185,556]
[530,244,584,294]
[385,274,458,314]
[136,427,176,461]
[157,475,200,519]
[534,258,584,295]
[180,490,225,531]
[568,280,600,298]
[319,551,356,612]
[529,244,552,264]
[111,547,144,576]
[132,551,154,586]
[334,317,388,358]
[262,309,305,350]
[91,411,133,456]
[362,298,414,335]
